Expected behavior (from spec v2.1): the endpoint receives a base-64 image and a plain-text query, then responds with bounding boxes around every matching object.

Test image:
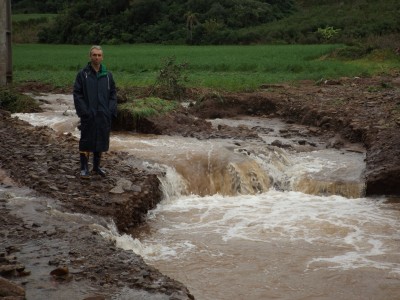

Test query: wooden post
[0,0,12,86]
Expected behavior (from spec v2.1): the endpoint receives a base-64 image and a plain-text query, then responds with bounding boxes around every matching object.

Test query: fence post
[0,0,12,86]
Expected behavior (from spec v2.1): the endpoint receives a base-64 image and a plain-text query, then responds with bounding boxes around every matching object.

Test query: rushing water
[13,94,400,300]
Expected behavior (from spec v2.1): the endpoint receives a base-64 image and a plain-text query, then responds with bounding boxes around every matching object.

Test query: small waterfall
[238,145,293,191]
[171,150,272,196]
[293,175,366,198]
[157,164,189,200]
[219,160,271,195]
[153,157,272,198]
[140,144,365,199]
[237,145,366,199]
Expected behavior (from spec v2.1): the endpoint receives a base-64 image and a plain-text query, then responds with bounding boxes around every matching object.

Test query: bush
[317,26,341,41]
[151,56,189,100]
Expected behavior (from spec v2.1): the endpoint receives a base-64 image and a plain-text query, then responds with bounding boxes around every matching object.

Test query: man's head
[89,45,103,70]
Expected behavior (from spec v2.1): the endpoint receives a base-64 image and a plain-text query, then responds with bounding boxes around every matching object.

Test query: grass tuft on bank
[0,87,41,113]
[118,97,179,122]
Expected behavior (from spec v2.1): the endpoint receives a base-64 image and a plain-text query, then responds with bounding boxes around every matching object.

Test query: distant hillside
[12,0,400,50]
[12,14,56,43]
[249,0,400,45]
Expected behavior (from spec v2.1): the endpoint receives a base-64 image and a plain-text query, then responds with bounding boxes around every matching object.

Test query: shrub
[317,26,341,41]
[151,56,189,100]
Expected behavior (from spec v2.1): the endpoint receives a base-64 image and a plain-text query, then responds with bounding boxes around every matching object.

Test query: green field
[12,44,400,91]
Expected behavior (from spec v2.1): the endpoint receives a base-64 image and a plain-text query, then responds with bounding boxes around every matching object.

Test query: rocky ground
[1,73,400,299]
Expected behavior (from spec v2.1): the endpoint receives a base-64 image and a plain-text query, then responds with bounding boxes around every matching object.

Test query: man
[73,45,117,178]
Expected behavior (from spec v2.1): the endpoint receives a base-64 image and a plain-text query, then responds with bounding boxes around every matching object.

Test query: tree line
[13,0,296,44]
[11,0,400,48]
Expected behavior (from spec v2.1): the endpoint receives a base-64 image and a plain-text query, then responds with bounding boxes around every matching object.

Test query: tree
[185,11,199,43]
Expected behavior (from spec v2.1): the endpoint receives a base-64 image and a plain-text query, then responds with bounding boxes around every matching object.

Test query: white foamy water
[132,191,399,268]
[116,191,400,300]
[13,93,80,135]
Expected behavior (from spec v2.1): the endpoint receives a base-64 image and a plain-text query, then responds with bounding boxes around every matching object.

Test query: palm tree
[184,11,199,42]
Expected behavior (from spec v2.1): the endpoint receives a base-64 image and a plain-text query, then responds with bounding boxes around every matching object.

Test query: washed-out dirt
[1,73,400,299]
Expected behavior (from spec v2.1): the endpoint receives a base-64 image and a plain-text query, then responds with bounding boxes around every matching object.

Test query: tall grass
[12,44,399,91]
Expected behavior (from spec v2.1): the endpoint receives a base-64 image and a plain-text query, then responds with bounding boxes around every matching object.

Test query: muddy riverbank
[0,109,194,299]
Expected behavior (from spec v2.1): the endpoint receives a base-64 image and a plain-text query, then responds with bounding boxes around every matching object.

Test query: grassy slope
[240,0,400,46]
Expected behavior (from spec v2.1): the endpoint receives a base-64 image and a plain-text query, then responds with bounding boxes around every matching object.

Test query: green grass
[119,97,179,120]
[12,44,400,91]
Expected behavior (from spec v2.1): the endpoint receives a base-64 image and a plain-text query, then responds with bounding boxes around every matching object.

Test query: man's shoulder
[75,66,92,81]
[77,65,91,74]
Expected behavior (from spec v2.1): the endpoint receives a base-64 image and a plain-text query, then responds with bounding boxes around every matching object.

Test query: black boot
[80,152,90,179]
[93,152,106,177]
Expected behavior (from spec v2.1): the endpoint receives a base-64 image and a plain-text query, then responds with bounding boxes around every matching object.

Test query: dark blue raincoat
[73,63,117,152]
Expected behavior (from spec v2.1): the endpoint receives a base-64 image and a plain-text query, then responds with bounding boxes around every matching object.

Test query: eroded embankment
[0,110,163,231]
[0,109,194,299]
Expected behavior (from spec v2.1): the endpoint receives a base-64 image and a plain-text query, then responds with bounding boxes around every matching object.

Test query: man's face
[90,49,103,67]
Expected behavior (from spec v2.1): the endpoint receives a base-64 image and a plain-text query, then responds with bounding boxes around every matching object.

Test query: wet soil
[1,73,400,299]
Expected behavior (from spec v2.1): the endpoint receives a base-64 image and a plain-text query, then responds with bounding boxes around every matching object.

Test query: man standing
[73,45,117,178]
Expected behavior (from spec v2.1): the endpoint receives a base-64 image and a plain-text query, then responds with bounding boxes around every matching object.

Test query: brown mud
[1,73,400,299]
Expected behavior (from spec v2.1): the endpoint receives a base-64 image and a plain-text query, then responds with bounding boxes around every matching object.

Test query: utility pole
[0,0,12,86]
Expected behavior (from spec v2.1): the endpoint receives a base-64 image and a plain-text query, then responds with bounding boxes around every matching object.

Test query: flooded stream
[13,94,400,300]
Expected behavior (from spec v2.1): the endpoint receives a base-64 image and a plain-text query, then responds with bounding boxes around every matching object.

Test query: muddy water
[122,192,399,300]
[0,184,100,299]
[14,94,400,300]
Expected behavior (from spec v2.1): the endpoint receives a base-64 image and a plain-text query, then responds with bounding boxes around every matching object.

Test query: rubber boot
[93,152,106,177]
[80,152,90,179]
